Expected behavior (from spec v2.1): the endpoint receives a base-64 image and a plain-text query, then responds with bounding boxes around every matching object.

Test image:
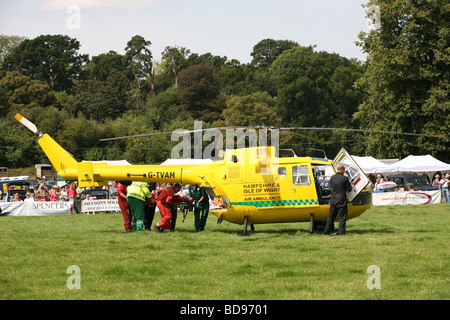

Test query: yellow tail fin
[15,113,79,180]
[38,134,79,180]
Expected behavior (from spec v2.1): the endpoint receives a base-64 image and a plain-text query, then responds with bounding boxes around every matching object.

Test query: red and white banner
[372,190,441,206]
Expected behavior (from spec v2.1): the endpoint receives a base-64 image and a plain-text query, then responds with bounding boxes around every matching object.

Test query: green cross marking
[231,199,319,208]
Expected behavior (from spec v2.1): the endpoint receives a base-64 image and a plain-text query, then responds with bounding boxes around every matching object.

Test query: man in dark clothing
[189,184,210,232]
[324,164,352,236]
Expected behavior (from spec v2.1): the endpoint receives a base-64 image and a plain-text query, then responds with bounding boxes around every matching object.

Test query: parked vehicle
[74,189,109,213]
[387,173,438,191]
[1,181,32,202]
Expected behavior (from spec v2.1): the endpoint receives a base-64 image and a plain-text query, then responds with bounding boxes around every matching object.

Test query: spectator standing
[440,174,449,203]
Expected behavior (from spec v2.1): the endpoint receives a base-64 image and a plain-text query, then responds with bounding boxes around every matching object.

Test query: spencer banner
[372,190,442,206]
[0,201,70,216]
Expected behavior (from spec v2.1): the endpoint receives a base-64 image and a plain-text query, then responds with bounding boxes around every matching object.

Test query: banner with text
[81,199,120,213]
[372,190,441,206]
[0,201,70,216]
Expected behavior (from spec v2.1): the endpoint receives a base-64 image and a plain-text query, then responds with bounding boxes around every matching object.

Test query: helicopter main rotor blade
[100,125,445,142]
[99,131,178,141]
[282,131,331,145]
[99,126,261,141]
[279,127,446,139]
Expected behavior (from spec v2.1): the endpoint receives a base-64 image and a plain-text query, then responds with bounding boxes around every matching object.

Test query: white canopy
[385,155,450,173]
[352,156,391,174]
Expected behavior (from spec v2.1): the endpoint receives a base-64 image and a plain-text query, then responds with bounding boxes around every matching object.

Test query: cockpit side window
[292,165,310,185]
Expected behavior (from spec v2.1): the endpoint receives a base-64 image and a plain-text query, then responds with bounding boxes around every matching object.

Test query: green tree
[177,64,226,122]
[66,70,129,122]
[0,117,42,167]
[2,34,88,92]
[161,46,191,88]
[217,59,253,96]
[25,106,71,138]
[271,46,363,127]
[248,39,300,95]
[105,111,179,164]
[57,114,108,161]
[125,35,154,96]
[355,0,449,161]
[86,51,128,81]
[251,38,299,68]
[270,46,365,156]
[186,52,252,96]
[146,87,179,130]
[0,35,26,64]
[222,92,281,126]
[0,71,58,114]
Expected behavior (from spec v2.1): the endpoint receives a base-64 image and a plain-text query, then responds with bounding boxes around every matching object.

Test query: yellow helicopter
[15,113,379,235]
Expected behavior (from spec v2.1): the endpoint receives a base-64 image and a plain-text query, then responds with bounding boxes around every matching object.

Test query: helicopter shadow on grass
[211,224,317,238]
[96,222,396,237]
[342,228,396,235]
[211,224,397,238]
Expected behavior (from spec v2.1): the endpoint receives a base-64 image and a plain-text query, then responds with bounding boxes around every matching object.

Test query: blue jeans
[442,187,449,203]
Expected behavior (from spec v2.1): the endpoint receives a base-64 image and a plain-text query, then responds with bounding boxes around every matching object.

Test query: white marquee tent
[384,155,450,173]
[352,156,392,174]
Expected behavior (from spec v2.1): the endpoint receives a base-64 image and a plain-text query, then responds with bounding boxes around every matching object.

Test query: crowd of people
[117,181,210,233]
[4,180,212,229]
[368,172,449,202]
[433,173,449,203]
[7,182,78,213]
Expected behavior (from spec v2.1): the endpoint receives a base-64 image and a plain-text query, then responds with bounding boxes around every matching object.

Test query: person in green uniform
[189,184,210,232]
[126,182,152,231]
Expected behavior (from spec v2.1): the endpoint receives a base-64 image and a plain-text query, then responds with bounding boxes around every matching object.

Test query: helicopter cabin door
[332,148,369,202]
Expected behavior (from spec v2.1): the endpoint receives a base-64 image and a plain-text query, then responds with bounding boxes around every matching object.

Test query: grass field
[0,204,449,300]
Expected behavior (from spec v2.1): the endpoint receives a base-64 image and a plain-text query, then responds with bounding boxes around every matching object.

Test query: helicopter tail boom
[38,134,206,187]
[16,113,208,187]
[37,133,79,181]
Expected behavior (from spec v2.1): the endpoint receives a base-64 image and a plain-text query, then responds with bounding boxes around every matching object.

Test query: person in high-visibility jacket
[155,183,185,232]
[127,182,152,231]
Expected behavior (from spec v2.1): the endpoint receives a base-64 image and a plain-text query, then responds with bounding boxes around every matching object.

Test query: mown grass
[0,204,449,300]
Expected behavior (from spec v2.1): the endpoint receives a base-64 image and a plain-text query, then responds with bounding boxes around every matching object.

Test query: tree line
[0,0,448,168]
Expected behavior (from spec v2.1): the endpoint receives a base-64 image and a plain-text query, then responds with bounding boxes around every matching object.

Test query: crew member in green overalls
[127,182,152,231]
[189,184,210,232]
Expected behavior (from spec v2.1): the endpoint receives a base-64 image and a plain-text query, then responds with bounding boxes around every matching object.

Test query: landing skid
[242,216,254,236]
[309,213,326,234]
[309,213,315,234]
[242,214,323,236]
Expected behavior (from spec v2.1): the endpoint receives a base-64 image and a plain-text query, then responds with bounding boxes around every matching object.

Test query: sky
[0,0,371,63]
